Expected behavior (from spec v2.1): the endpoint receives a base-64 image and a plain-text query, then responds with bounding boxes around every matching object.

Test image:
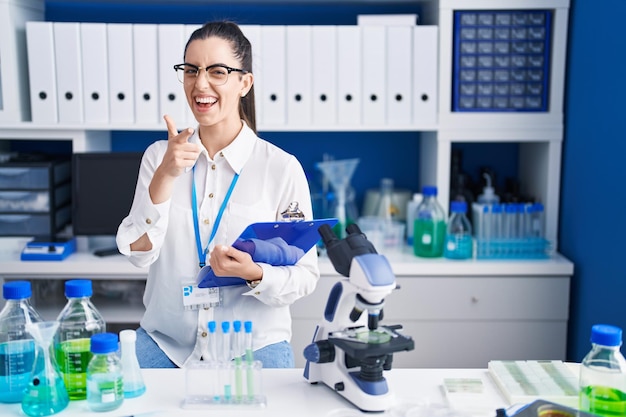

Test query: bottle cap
[450,201,467,213]
[119,329,136,343]
[208,321,216,333]
[91,332,119,354]
[221,321,230,334]
[422,185,437,197]
[65,279,93,298]
[3,281,32,300]
[591,324,622,347]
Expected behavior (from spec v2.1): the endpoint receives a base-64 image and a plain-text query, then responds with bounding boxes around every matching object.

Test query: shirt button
[211,164,216,170]
[145,218,152,224]
[203,219,210,225]
[209,193,214,198]
[201,331,207,338]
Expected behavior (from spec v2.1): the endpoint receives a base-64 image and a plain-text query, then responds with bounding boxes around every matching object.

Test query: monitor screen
[71,152,143,236]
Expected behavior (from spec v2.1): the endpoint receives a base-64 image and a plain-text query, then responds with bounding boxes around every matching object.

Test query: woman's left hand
[209,245,263,281]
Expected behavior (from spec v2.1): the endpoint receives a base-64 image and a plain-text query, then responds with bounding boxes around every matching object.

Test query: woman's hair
[185,21,257,133]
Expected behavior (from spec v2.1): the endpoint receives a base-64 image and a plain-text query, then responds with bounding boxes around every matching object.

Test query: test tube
[232,320,243,402]
[207,321,217,362]
[244,321,254,401]
[220,321,232,402]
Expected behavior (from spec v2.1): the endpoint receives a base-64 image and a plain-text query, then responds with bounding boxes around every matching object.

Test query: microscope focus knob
[303,340,335,364]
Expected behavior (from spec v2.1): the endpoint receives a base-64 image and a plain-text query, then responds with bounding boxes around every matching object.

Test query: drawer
[0,205,71,236]
[384,276,570,321]
[292,275,570,322]
[0,160,71,190]
[0,184,71,212]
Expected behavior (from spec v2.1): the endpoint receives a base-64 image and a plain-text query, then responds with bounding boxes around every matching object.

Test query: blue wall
[561,0,626,360]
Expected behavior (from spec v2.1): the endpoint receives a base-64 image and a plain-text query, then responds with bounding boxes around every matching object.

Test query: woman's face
[183,36,252,130]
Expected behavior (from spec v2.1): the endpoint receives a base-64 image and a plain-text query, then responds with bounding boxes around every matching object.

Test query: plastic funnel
[316,158,359,193]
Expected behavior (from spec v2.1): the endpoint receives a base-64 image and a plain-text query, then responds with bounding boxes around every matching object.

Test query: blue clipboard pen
[197,218,338,288]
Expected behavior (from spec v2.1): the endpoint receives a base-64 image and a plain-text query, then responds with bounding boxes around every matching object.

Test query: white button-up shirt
[116,122,319,366]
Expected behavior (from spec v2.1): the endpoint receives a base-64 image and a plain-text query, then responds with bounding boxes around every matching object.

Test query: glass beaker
[22,321,69,417]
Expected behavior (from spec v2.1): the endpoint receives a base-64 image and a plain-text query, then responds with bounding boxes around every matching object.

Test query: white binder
[54,22,84,123]
[107,23,134,124]
[239,25,262,129]
[80,23,109,124]
[184,24,201,128]
[386,25,413,126]
[26,21,58,124]
[361,25,386,126]
[312,25,337,126]
[133,24,159,125]
[413,25,438,127]
[337,25,361,126]
[286,25,312,126]
[260,25,286,126]
[158,24,186,126]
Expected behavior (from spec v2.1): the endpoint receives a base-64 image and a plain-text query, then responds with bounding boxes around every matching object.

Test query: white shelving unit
[0,0,574,367]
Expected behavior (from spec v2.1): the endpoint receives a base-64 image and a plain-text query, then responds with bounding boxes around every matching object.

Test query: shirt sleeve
[115,143,171,268]
[242,155,321,306]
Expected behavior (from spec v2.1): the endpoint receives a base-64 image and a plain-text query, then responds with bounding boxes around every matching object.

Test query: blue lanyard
[192,165,240,268]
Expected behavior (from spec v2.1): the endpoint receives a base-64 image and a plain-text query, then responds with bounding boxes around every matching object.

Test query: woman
[116,21,318,368]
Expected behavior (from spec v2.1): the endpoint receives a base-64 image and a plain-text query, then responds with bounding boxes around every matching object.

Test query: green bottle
[579,324,626,417]
[54,280,105,400]
[413,185,446,258]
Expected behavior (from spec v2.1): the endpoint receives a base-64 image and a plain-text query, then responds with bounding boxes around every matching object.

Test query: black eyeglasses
[173,63,248,86]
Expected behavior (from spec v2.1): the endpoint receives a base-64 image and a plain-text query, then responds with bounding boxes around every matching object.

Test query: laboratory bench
[0,237,574,369]
[0,367,512,417]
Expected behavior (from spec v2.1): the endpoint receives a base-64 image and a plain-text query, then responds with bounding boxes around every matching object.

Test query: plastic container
[413,185,446,258]
[405,193,423,245]
[119,329,146,398]
[476,172,500,205]
[579,324,626,417]
[444,201,473,260]
[54,279,106,400]
[86,333,124,412]
[0,281,44,403]
[373,178,398,221]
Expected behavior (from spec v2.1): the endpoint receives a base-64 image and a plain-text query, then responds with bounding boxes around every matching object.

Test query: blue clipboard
[197,218,338,288]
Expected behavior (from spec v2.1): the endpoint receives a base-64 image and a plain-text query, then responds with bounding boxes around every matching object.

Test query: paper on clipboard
[197,218,338,288]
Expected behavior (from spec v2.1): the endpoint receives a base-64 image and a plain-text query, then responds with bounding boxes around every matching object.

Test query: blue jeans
[135,327,295,368]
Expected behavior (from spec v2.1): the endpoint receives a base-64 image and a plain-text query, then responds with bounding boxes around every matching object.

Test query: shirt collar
[189,121,256,175]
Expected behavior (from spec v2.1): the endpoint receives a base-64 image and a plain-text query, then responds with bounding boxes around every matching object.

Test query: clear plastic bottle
[579,324,626,417]
[405,193,423,245]
[119,329,145,398]
[54,279,106,400]
[444,201,473,260]
[86,332,123,412]
[413,185,446,258]
[374,178,398,222]
[0,281,44,403]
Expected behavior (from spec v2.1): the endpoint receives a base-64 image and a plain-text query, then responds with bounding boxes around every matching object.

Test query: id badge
[181,283,221,310]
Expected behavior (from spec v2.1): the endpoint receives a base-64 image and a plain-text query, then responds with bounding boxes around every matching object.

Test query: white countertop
[0,237,574,279]
[0,368,511,417]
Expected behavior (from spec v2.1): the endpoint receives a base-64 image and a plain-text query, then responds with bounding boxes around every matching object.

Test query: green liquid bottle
[579,324,626,417]
[413,185,446,258]
[54,280,105,400]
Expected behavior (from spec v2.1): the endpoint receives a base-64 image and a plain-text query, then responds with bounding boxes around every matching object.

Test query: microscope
[303,223,414,412]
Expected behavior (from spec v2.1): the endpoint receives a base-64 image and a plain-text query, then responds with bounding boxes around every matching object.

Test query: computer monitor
[71,152,143,240]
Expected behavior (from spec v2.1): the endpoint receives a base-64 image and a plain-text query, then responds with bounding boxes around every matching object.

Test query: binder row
[25,22,438,128]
